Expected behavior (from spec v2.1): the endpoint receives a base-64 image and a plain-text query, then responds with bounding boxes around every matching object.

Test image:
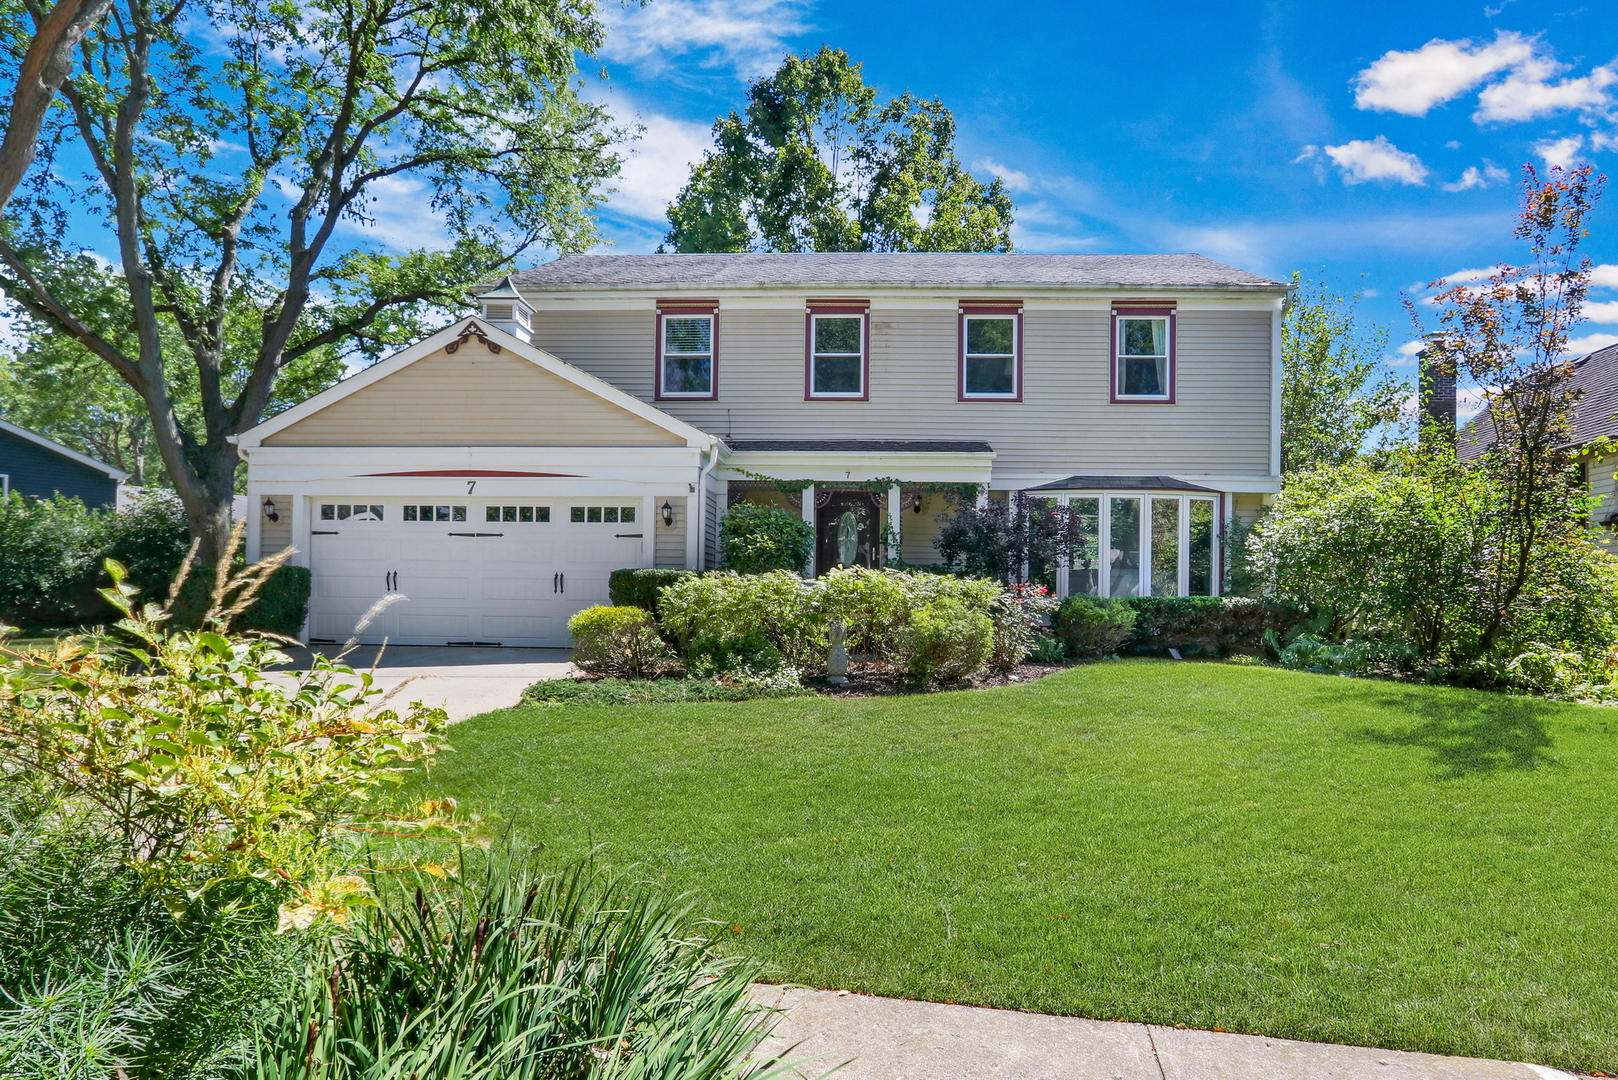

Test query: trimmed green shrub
[659,570,823,672]
[718,504,813,573]
[1119,595,1312,657]
[608,567,699,617]
[895,597,994,685]
[522,674,808,706]
[172,563,312,636]
[816,565,1000,660]
[0,491,188,629]
[568,606,676,678]
[1054,596,1136,659]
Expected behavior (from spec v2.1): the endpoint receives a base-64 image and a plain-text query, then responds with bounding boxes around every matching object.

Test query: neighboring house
[0,417,127,508]
[1453,340,1618,550]
[239,253,1289,646]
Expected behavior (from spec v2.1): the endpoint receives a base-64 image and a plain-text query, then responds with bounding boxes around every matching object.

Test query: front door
[815,491,880,573]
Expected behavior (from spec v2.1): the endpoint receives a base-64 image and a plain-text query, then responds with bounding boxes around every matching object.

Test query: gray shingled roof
[504,253,1285,291]
[1025,475,1218,492]
[726,439,993,454]
[1458,341,1618,458]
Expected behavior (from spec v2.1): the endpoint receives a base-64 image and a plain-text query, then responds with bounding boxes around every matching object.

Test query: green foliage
[664,46,1014,254]
[719,503,814,573]
[933,492,1077,586]
[0,558,456,916]
[1280,273,1404,473]
[816,565,999,659]
[171,562,312,636]
[894,597,994,686]
[660,570,824,672]
[568,606,677,679]
[0,490,189,629]
[1053,596,1137,660]
[988,584,1060,671]
[0,0,622,562]
[1243,461,1618,683]
[0,785,308,1077]
[246,857,790,1080]
[523,674,809,707]
[609,568,700,617]
[1118,595,1313,657]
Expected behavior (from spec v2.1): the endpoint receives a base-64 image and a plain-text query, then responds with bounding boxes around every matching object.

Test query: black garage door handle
[448,532,505,537]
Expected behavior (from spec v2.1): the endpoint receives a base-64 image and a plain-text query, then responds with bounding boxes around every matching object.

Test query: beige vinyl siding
[533,305,1273,476]
[1586,452,1618,553]
[264,343,682,447]
[259,495,293,557]
[898,492,950,566]
[1231,493,1267,525]
[655,497,687,568]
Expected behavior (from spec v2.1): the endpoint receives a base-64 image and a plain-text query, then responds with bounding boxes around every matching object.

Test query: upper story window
[806,302,869,399]
[656,301,719,400]
[959,302,1021,400]
[1113,303,1176,402]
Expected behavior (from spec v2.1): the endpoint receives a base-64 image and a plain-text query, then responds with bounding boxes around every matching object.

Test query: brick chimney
[1418,333,1456,446]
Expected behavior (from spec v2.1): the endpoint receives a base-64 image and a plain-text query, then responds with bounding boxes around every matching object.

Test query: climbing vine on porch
[731,469,981,501]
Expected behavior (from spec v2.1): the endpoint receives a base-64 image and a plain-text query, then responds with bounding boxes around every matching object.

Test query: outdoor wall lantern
[262,498,280,523]
[911,493,924,515]
[661,500,676,527]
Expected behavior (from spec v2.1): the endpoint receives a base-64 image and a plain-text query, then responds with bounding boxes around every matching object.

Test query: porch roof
[724,439,993,454]
[1025,474,1219,492]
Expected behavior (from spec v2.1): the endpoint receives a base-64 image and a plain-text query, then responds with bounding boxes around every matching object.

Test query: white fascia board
[251,476,699,498]
[238,317,719,451]
[718,451,995,485]
[244,446,704,487]
[521,284,1292,312]
[0,417,129,480]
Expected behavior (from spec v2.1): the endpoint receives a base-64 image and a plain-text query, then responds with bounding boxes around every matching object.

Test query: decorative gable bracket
[445,321,502,354]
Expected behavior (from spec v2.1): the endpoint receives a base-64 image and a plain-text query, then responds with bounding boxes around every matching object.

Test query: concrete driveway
[273,644,575,721]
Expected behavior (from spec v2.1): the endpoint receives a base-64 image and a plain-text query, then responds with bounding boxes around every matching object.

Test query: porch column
[801,485,815,576]
[886,484,901,565]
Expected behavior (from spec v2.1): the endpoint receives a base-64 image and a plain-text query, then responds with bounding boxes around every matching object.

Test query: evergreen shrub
[568,606,676,678]
[607,567,699,617]
[895,597,994,685]
[718,504,813,573]
[1053,596,1136,659]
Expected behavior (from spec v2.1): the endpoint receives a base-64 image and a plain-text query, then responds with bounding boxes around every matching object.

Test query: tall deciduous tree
[1280,273,1404,473]
[1416,163,1605,658]
[0,0,621,562]
[664,47,1014,254]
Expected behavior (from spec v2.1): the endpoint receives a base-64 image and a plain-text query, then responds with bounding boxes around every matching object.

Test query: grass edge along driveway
[414,659,1618,1074]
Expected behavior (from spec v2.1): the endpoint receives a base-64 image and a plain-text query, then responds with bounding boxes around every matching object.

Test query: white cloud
[1584,300,1618,324]
[1591,264,1618,289]
[597,0,807,80]
[1439,162,1510,191]
[1352,31,1617,127]
[1353,31,1534,116]
[977,158,1034,193]
[1324,136,1430,185]
[1593,131,1618,151]
[1394,339,1427,363]
[1475,57,1618,123]
[1534,135,1584,170]
[1565,332,1618,356]
[603,110,714,224]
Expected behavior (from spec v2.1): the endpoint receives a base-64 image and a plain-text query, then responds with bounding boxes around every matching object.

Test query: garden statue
[827,619,850,685]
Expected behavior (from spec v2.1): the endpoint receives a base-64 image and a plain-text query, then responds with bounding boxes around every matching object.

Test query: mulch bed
[806,661,1074,697]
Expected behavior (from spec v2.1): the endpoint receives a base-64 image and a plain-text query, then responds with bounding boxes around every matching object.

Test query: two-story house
[239,253,1289,646]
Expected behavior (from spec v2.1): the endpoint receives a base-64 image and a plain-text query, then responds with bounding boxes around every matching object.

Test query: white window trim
[1114,314,1173,401]
[1055,491,1219,598]
[660,312,715,398]
[809,313,866,398]
[962,312,1020,399]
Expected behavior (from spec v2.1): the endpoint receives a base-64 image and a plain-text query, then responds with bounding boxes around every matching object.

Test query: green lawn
[416,660,1618,1072]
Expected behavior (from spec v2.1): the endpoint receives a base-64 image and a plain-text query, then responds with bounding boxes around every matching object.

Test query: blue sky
[580,0,1618,379]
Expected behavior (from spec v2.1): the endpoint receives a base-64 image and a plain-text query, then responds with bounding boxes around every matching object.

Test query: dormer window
[657,301,718,399]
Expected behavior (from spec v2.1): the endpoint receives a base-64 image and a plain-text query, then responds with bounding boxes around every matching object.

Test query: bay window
[1057,490,1219,597]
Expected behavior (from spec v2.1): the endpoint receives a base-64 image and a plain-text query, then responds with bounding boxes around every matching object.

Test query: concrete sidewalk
[271,643,574,720]
[750,986,1578,1080]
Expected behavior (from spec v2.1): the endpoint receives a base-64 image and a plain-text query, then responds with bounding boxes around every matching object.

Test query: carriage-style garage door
[306,499,645,647]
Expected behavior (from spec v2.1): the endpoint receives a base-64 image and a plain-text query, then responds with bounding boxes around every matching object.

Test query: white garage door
[307,499,646,647]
